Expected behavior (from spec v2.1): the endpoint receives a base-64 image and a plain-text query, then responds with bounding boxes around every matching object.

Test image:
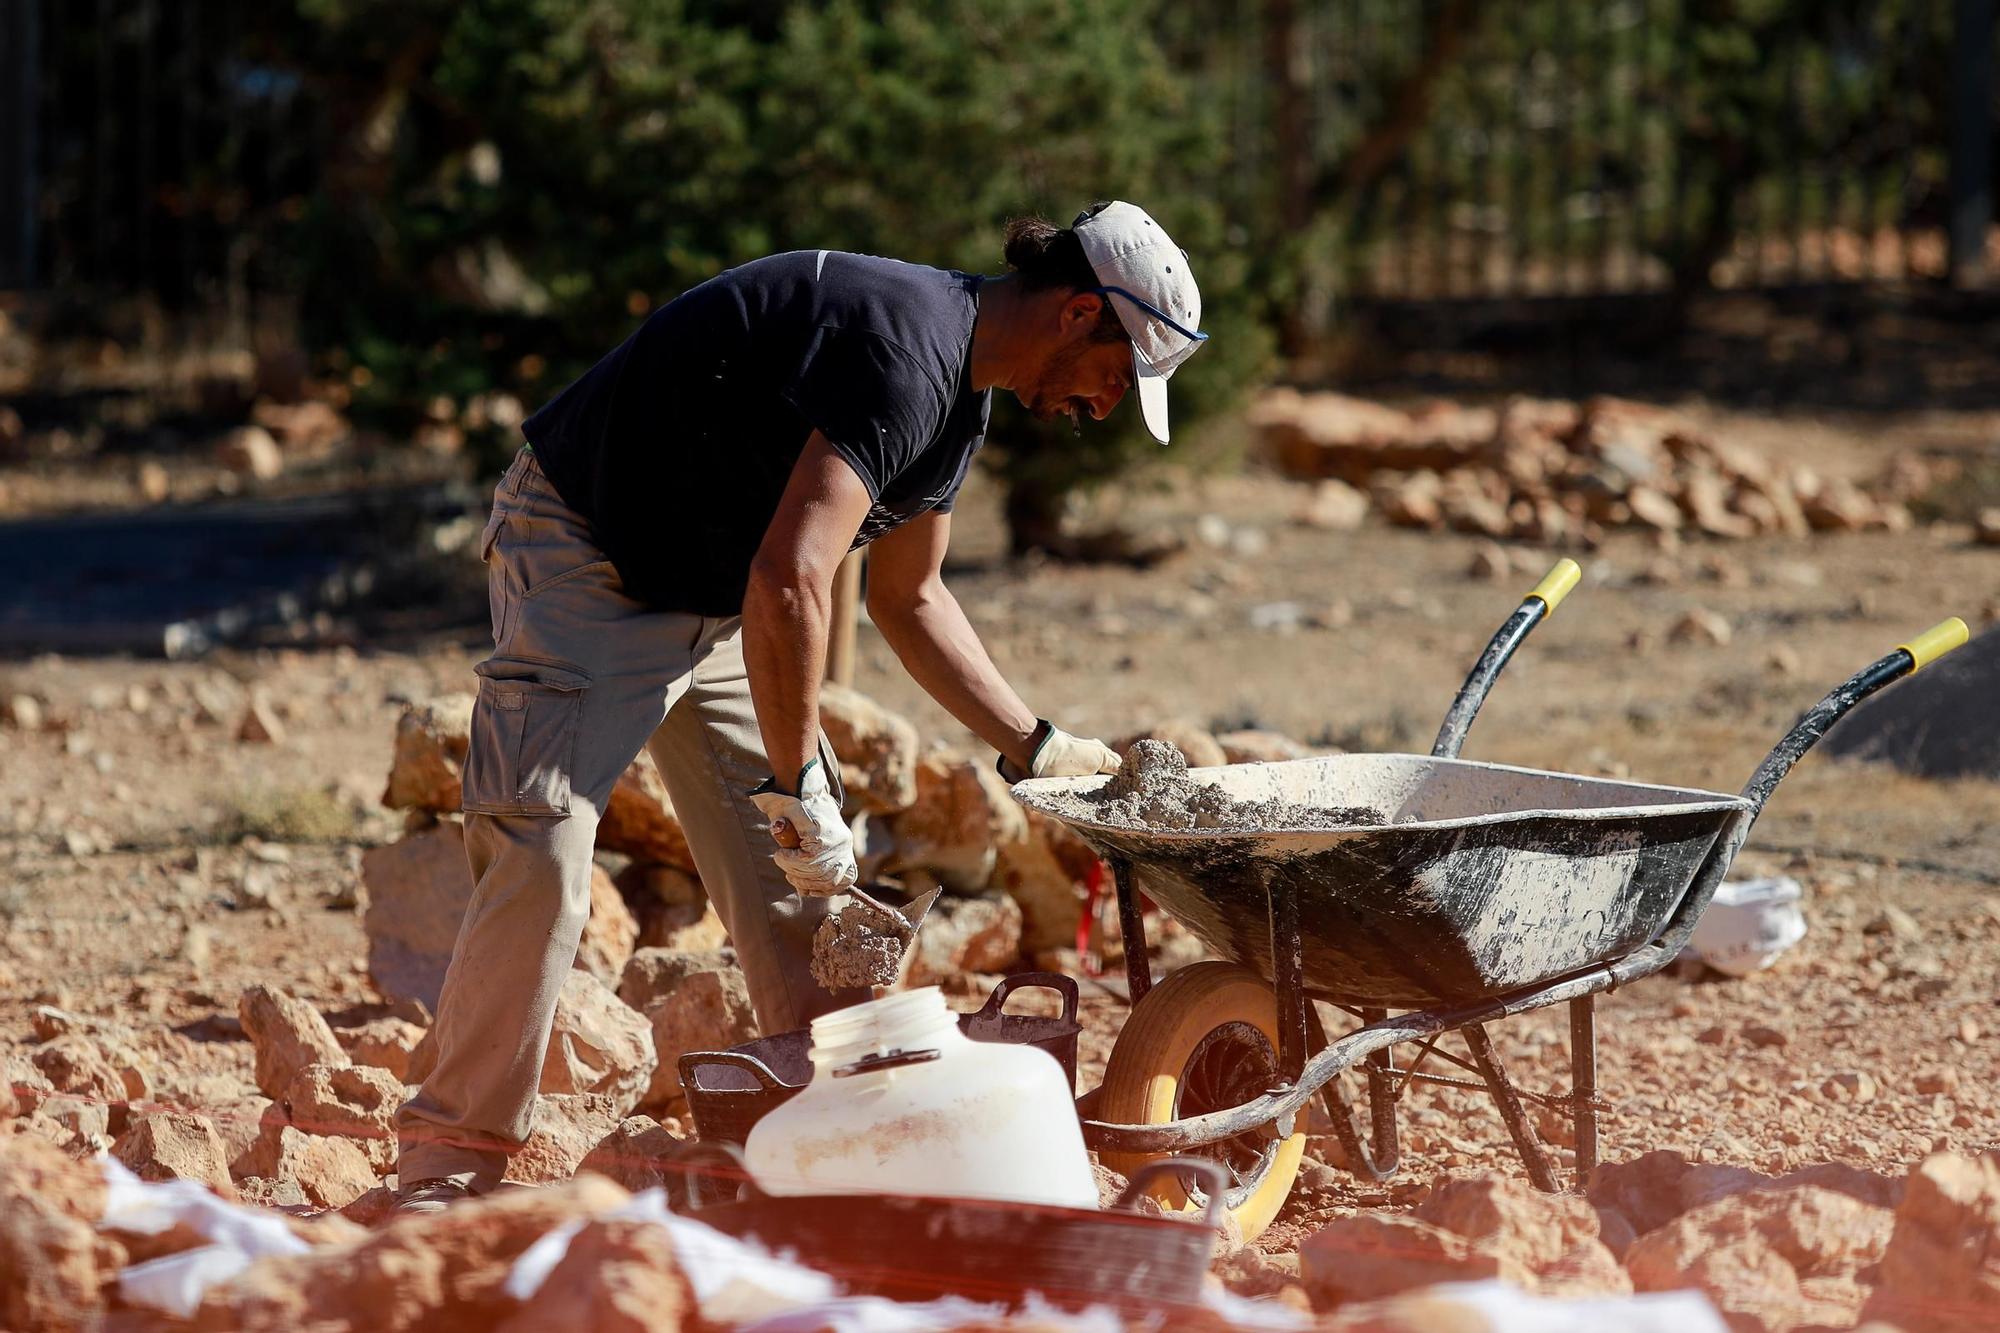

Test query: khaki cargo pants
[396,448,866,1190]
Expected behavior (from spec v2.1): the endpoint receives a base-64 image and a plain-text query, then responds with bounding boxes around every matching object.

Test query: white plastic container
[744,987,1098,1208]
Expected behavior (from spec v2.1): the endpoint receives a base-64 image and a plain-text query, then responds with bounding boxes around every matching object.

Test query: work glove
[997,721,1123,783]
[749,759,859,898]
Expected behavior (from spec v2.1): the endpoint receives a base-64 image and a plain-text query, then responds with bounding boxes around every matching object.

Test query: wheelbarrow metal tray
[1015,753,1751,1007]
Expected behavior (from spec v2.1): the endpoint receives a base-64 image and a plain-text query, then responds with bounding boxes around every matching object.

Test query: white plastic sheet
[100,1156,312,1319]
[503,1187,838,1325]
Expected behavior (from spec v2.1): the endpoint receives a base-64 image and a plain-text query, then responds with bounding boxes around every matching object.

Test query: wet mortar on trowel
[810,897,909,991]
[1048,738,1387,832]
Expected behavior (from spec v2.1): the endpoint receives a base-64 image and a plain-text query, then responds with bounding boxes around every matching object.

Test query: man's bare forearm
[875,584,1039,768]
[741,565,829,792]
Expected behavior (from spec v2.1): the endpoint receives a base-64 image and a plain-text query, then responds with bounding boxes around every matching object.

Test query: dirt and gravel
[3,394,1999,1328]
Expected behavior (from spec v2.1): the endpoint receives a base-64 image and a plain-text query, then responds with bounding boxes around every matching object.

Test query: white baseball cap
[1073,201,1207,443]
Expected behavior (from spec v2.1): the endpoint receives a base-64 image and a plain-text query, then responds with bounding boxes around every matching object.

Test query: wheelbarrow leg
[1362,1007,1401,1171]
[1111,857,1151,1005]
[1570,996,1599,1187]
[1462,1023,1560,1193]
[1305,1003,1398,1182]
[1266,878,1308,1086]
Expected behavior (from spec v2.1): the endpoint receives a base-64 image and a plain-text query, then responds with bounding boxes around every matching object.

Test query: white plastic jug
[744,986,1098,1208]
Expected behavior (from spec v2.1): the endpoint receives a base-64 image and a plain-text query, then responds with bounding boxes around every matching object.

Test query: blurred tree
[274,0,1272,554]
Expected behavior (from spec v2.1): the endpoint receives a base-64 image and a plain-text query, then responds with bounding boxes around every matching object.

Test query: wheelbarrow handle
[1432,558,1583,761]
[1620,617,1970,985]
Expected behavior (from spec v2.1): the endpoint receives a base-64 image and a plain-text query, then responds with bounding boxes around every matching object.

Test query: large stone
[235,1122,377,1209]
[29,1035,127,1106]
[636,963,758,1117]
[597,751,697,869]
[992,807,1100,956]
[0,1135,123,1333]
[506,1093,626,1185]
[189,1176,630,1332]
[238,985,349,1100]
[539,970,656,1116]
[1301,1213,1510,1306]
[883,751,1028,893]
[336,1017,428,1081]
[380,693,474,811]
[819,681,920,815]
[217,424,284,480]
[1626,1185,1893,1333]
[1413,1170,1629,1298]
[618,948,733,1014]
[617,865,729,952]
[283,1063,403,1173]
[908,893,1023,984]
[210,1097,275,1172]
[577,1115,687,1194]
[1864,1152,2000,1331]
[493,1218,693,1333]
[112,1111,235,1197]
[362,820,478,1011]
[575,862,640,986]
[380,697,695,869]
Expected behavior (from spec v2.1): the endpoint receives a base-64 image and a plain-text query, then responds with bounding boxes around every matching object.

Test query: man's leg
[397,452,702,1191]
[647,619,869,1034]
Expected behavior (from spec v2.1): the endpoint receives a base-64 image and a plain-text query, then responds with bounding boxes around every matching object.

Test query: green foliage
[270,0,1271,515]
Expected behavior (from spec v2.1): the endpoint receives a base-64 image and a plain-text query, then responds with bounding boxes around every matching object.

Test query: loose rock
[239,985,349,1099]
[112,1111,236,1196]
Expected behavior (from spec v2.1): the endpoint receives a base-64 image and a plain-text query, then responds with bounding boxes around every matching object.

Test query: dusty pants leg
[397,451,701,1190]
[648,619,868,1034]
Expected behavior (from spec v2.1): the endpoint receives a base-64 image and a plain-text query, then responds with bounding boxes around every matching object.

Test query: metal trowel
[769,818,943,940]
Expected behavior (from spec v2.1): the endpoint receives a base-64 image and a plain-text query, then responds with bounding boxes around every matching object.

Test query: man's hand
[998,722,1122,783]
[748,759,858,897]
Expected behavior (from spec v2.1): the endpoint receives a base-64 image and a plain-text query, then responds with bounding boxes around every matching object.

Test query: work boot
[393,1177,476,1217]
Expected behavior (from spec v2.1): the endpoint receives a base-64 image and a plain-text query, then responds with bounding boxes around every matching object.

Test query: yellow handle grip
[1525,559,1582,616]
[1897,617,1969,673]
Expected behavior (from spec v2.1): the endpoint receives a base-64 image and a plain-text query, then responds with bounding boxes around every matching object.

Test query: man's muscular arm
[741,433,874,791]
[866,511,1042,771]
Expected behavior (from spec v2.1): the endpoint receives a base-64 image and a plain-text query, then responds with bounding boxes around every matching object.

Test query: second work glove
[997,721,1123,783]
[749,759,859,898]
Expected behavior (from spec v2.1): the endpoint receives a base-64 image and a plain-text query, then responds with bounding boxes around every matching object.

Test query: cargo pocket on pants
[461,659,589,816]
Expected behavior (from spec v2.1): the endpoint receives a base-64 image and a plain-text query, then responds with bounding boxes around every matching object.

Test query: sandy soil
[2,398,1997,1261]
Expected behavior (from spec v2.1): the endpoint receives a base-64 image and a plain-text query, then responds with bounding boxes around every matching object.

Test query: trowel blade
[837,882,943,940]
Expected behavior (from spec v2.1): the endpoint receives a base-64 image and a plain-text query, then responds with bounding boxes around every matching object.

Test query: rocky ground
[3,393,1999,1329]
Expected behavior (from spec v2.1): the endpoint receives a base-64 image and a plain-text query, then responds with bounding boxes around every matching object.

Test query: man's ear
[1059,290,1106,336]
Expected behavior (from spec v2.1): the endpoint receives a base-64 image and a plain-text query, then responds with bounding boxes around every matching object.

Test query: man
[394,201,1207,1210]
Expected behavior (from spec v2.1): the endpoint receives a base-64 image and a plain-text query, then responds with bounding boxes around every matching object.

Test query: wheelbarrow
[1014,558,1969,1242]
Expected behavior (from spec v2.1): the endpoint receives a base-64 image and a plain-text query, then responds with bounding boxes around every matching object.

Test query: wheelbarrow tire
[1096,961,1306,1243]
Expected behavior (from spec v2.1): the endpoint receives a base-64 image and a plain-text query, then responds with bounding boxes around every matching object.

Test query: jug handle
[677,1049,787,1093]
[1116,1159,1231,1230]
[979,971,1081,1029]
[832,1047,942,1078]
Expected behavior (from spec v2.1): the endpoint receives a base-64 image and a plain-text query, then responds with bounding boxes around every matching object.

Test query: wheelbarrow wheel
[1096,961,1306,1242]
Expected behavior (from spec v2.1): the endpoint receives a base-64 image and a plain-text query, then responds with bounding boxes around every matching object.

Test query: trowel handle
[770,818,802,849]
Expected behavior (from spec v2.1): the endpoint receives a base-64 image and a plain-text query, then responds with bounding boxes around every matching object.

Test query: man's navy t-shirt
[522,250,990,616]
